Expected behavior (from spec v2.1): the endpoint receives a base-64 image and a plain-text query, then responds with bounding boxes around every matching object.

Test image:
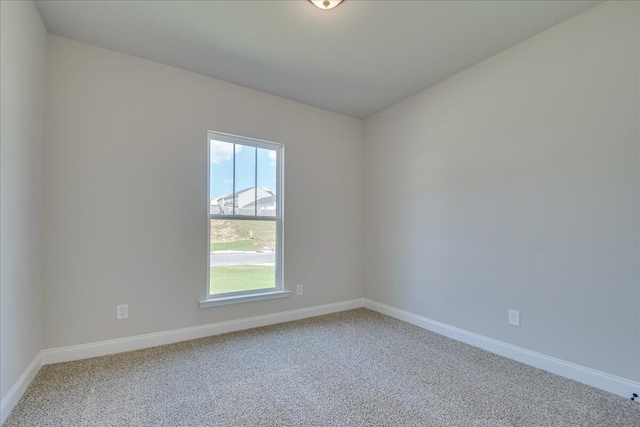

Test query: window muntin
[208,132,283,298]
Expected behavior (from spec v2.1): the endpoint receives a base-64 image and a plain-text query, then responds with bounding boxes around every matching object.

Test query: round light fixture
[309,0,344,10]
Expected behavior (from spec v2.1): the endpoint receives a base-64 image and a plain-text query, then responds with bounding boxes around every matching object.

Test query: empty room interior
[2,0,640,425]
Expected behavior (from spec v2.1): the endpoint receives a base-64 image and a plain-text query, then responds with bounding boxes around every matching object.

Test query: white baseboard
[42,298,365,365]
[1,351,43,425]
[3,299,363,423]
[8,297,635,424]
[364,299,639,399]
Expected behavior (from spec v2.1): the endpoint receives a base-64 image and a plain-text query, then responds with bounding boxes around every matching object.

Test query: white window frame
[200,131,287,308]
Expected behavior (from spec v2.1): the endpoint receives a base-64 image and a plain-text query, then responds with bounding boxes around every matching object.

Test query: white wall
[364,1,640,382]
[43,36,364,348]
[17,0,639,392]
[1,0,47,401]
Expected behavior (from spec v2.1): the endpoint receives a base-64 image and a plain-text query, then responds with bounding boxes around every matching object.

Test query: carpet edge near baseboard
[1,351,43,425]
[41,298,366,365]
[4,296,638,425]
[363,298,640,399]
[1,298,365,425]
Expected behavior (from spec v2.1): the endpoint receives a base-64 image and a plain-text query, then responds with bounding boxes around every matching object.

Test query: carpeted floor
[4,309,639,426]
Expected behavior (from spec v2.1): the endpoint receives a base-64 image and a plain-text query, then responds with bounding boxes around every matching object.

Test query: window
[203,131,285,306]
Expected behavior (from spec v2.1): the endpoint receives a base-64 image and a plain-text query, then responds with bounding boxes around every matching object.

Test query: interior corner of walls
[0,352,43,425]
[1,0,48,418]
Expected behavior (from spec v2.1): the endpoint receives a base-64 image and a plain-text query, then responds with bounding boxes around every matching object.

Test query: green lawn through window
[209,265,275,295]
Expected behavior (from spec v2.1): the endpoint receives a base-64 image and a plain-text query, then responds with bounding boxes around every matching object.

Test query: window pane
[209,219,276,295]
[256,148,277,217]
[233,146,257,216]
[210,139,235,215]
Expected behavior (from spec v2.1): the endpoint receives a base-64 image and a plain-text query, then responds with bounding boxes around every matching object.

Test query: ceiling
[35,0,601,119]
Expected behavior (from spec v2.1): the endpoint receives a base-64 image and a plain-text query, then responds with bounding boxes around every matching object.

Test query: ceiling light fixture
[309,0,344,10]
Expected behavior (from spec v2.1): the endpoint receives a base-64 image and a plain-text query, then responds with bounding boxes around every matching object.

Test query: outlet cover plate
[117,304,128,320]
[508,309,520,327]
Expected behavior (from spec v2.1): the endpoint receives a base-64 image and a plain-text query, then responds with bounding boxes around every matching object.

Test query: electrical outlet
[296,284,303,295]
[508,309,520,327]
[117,304,128,320]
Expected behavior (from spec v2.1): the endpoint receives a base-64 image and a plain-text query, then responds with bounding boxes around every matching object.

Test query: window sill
[199,290,291,308]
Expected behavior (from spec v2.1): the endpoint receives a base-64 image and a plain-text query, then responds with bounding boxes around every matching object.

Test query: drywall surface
[364,1,640,381]
[1,0,47,399]
[43,36,364,348]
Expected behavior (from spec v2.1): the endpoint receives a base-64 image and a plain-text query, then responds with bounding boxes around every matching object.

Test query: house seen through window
[208,132,283,297]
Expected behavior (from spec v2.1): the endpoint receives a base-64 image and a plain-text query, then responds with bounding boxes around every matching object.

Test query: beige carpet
[4,309,639,426]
